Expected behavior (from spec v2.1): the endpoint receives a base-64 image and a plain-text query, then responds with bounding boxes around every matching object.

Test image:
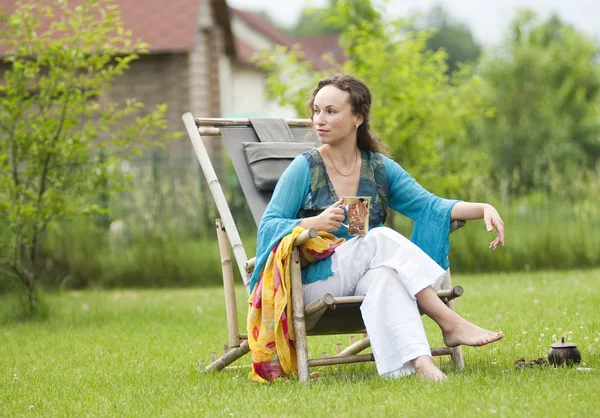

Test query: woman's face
[312,85,362,146]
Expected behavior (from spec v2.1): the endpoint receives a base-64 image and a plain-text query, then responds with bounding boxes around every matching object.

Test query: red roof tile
[235,37,257,67]
[298,35,346,70]
[119,0,200,53]
[0,0,234,55]
[230,7,296,48]
[231,8,345,71]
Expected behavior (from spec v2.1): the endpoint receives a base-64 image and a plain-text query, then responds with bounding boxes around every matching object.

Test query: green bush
[34,219,257,290]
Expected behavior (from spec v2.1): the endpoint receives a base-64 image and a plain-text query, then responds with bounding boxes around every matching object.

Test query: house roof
[229,8,297,49]
[298,35,346,71]
[0,0,235,56]
[235,37,258,67]
[230,7,345,71]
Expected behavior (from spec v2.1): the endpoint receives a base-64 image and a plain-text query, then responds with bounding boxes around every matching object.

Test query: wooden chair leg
[442,269,465,370]
[290,247,310,382]
[337,336,371,357]
[205,342,250,372]
[450,346,465,370]
[215,218,240,348]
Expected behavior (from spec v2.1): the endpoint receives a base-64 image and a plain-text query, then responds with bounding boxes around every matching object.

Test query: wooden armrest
[305,286,464,315]
[244,228,317,273]
[293,228,318,246]
[245,257,255,273]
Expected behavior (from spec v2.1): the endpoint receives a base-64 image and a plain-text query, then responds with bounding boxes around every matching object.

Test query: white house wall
[227,15,298,118]
[219,53,234,117]
[227,65,297,118]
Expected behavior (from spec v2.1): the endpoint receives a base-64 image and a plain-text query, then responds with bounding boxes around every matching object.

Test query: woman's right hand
[299,197,346,232]
[314,196,346,232]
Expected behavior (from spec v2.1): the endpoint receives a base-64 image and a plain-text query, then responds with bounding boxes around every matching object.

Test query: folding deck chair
[182,112,466,382]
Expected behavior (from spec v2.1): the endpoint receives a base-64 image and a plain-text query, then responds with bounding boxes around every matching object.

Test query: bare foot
[442,319,503,347]
[412,356,447,382]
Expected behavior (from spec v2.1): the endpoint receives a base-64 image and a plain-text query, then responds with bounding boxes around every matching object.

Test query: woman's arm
[383,155,460,269]
[451,202,505,249]
[258,156,310,234]
[383,154,504,259]
[384,155,457,221]
[260,156,344,234]
[250,156,310,291]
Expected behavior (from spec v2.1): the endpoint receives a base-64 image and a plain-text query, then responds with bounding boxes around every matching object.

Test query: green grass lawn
[1,269,599,417]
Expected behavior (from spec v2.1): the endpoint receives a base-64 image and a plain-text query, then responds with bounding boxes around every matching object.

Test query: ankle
[438,315,466,334]
[411,355,433,370]
[411,355,448,381]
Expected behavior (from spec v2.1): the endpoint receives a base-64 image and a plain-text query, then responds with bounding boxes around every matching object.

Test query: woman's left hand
[483,204,505,249]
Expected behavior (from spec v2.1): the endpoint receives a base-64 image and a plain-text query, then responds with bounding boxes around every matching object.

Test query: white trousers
[303,227,446,377]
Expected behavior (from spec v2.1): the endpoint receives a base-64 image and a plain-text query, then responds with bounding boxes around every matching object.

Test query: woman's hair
[307,73,387,154]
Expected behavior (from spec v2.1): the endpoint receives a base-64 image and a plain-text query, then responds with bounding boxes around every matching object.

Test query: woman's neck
[324,139,359,165]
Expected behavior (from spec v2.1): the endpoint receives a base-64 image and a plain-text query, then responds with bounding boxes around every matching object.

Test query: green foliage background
[474,11,600,195]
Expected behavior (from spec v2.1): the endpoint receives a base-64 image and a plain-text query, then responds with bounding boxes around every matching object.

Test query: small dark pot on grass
[548,337,581,367]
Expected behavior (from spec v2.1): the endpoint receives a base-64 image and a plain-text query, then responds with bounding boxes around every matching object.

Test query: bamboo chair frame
[182,113,465,382]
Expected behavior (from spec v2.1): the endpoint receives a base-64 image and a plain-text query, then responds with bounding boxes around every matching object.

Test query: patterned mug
[338,196,371,236]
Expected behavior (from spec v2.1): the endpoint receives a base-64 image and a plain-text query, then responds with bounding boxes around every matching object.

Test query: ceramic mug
[339,196,371,236]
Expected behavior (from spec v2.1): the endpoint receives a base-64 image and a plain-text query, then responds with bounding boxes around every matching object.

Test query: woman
[251,73,504,381]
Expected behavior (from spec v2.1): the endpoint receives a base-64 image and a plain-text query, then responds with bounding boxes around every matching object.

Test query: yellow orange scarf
[247,227,344,382]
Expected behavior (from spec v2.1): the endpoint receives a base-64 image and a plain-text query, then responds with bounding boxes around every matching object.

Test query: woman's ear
[354,115,364,128]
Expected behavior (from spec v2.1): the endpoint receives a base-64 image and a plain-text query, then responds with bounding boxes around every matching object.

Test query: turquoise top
[249,149,459,293]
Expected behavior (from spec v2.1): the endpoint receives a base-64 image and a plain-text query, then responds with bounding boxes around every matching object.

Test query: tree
[0,0,173,312]
[253,0,488,196]
[474,10,600,195]
[418,5,482,74]
[291,6,341,37]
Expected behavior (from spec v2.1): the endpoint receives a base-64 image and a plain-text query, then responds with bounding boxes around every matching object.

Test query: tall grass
[444,162,600,272]
[1,154,598,292]
[449,206,600,272]
[37,219,256,290]
[22,198,596,291]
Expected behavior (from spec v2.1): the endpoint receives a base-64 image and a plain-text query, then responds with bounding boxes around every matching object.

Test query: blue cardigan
[249,153,459,293]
